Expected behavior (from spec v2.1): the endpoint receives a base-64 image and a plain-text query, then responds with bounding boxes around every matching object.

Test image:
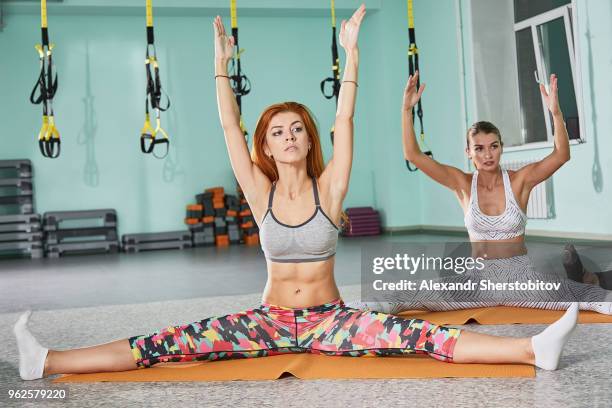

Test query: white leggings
[348,255,612,315]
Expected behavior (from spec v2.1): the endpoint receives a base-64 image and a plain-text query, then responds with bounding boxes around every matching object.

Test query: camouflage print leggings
[128,298,462,368]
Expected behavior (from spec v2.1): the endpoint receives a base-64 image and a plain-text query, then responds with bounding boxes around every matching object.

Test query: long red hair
[251,102,324,182]
[250,102,350,232]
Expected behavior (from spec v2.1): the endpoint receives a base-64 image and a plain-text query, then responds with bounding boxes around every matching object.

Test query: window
[466,0,583,150]
[514,0,571,22]
[513,1,583,146]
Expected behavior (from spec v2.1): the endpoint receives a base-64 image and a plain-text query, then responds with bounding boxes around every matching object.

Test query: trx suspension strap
[320,0,341,145]
[230,0,251,141]
[406,0,432,172]
[30,0,60,158]
[141,0,171,159]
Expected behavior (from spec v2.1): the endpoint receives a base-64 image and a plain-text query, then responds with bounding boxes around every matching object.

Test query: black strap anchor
[30,0,60,159]
[140,0,171,159]
[405,0,432,171]
[230,0,251,140]
[320,0,341,145]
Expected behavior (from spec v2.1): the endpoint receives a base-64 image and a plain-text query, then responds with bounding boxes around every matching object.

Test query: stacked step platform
[122,230,192,253]
[186,184,259,248]
[0,160,34,214]
[341,207,382,237]
[0,159,42,259]
[191,189,216,247]
[237,185,259,246]
[210,187,230,247]
[43,209,119,257]
[186,201,215,247]
[225,194,241,245]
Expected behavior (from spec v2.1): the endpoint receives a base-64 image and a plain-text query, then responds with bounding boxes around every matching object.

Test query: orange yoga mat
[396,306,612,325]
[52,354,534,383]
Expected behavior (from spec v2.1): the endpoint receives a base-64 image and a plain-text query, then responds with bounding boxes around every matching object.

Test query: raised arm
[320,5,365,201]
[213,16,269,203]
[401,71,467,191]
[516,74,570,190]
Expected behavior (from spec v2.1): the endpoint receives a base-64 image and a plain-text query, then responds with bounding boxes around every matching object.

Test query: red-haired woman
[14,6,580,381]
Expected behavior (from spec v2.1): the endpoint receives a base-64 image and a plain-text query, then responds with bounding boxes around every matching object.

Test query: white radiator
[501,160,555,219]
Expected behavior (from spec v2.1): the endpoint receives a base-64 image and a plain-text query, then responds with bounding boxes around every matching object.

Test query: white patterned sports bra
[464,169,527,240]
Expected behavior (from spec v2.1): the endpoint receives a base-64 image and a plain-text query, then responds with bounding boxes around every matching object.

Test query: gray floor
[3,232,609,313]
[1,233,611,407]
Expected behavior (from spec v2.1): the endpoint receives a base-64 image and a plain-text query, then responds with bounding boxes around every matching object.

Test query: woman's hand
[339,4,366,52]
[402,71,425,111]
[540,73,562,116]
[213,15,234,65]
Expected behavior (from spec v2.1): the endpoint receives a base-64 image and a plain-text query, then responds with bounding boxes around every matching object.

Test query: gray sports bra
[259,178,339,263]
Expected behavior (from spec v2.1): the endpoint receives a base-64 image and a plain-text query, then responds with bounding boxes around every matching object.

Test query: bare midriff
[470,235,527,260]
[262,257,341,308]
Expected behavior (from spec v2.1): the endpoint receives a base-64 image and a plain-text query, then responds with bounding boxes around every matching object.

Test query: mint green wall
[0,3,379,234]
[1,0,610,236]
[369,0,465,228]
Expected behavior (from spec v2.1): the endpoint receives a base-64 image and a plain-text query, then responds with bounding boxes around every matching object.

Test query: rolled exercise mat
[342,207,381,237]
[52,353,534,382]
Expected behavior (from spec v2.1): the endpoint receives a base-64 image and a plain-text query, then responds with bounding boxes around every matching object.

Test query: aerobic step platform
[0,160,32,178]
[0,178,33,193]
[45,241,119,258]
[122,231,192,253]
[0,214,41,233]
[0,231,43,242]
[0,213,43,258]
[45,227,118,245]
[42,210,119,257]
[43,209,117,231]
[0,241,43,259]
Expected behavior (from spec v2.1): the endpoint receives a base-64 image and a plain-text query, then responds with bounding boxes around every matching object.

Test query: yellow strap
[147,56,158,68]
[38,115,49,141]
[35,44,44,58]
[146,0,154,28]
[231,0,237,29]
[331,0,336,28]
[141,113,156,138]
[41,0,48,29]
[239,117,247,135]
[154,116,169,140]
[47,115,60,141]
[407,0,414,30]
